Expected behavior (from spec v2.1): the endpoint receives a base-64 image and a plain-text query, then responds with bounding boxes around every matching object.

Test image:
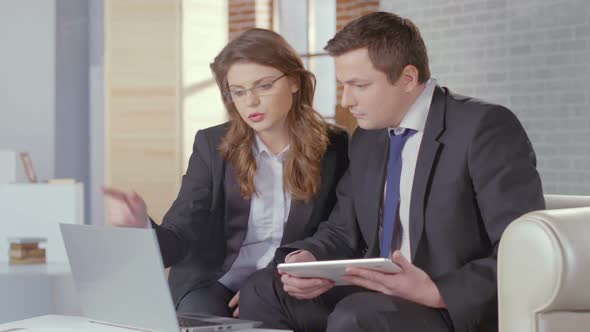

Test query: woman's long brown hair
[211,28,329,202]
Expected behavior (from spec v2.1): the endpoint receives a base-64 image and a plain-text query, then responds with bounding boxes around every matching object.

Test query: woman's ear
[288,76,300,94]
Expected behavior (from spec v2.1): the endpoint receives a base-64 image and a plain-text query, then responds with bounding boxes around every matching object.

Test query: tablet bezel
[277,257,401,285]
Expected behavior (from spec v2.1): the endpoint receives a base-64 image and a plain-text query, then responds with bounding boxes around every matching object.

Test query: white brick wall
[381,0,590,195]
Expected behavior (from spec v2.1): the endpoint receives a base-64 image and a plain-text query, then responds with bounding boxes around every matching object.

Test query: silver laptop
[60,223,261,332]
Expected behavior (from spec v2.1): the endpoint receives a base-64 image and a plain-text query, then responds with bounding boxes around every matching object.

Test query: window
[273,0,337,122]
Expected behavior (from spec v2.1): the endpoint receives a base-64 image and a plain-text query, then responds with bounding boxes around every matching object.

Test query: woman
[103,28,349,318]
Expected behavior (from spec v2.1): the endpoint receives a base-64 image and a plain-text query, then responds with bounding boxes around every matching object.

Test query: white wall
[89,0,105,225]
[0,0,97,223]
[0,1,56,182]
[381,0,590,195]
[55,0,91,223]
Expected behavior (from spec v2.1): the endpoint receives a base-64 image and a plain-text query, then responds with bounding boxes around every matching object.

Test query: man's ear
[400,65,420,92]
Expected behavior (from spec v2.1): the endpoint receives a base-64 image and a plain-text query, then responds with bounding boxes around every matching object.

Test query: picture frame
[19,152,38,183]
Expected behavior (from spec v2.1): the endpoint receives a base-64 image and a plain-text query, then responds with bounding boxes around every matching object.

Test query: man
[239,11,544,332]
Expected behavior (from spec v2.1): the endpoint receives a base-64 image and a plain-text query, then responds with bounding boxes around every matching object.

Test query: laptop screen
[60,224,261,332]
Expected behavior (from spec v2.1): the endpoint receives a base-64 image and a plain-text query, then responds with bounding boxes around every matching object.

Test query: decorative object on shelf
[48,179,77,185]
[8,237,47,265]
[19,152,38,183]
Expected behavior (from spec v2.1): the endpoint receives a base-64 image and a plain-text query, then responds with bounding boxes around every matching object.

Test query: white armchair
[498,195,590,332]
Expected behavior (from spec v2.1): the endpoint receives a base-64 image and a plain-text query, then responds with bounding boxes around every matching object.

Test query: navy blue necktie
[380,128,415,258]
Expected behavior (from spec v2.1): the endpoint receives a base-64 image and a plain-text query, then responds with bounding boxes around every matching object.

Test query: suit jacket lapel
[282,146,338,245]
[221,164,251,271]
[409,86,446,261]
[281,199,313,245]
[361,129,390,257]
[209,123,229,212]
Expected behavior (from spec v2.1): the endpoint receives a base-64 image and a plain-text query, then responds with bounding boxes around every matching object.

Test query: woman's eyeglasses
[225,73,287,102]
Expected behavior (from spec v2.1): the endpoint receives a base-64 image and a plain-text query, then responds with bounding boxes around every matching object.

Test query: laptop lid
[61,223,180,332]
[60,224,262,332]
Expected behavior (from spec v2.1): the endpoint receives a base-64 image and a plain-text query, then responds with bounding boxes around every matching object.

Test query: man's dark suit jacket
[281,86,545,332]
[150,122,349,307]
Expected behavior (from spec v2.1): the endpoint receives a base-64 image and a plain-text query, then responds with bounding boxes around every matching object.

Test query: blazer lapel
[209,123,230,212]
[281,146,337,245]
[221,164,251,271]
[360,129,390,256]
[409,86,446,261]
[281,199,313,245]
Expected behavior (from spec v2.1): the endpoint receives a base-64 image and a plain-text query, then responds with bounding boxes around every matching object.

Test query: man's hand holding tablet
[278,257,401,286]
[277,250,401,300]
[278,250,446,309]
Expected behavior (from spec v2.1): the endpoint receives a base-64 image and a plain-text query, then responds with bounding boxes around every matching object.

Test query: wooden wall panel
[105,0,182,224]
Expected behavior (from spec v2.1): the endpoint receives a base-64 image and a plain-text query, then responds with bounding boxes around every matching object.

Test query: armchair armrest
[498,207,590,332]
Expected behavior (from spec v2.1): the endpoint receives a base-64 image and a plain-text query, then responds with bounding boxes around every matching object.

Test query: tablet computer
[277,258,401,286]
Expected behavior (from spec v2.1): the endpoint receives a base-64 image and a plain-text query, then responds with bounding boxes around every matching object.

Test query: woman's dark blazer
[151,121,349,306]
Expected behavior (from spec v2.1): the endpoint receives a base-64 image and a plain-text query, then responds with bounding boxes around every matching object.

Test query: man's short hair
[325,11,430,84]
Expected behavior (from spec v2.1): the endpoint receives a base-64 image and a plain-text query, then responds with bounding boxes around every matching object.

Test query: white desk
[0,315,129,332]
[0,315,291,332]
[0,263,81,323]
[0,264,289,331]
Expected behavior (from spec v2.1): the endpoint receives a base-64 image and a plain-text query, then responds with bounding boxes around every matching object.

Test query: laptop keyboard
[177,316,222,328]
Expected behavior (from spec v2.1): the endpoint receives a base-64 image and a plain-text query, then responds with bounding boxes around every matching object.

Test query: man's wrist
[429,283,446,308]
[285,249,305,262]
